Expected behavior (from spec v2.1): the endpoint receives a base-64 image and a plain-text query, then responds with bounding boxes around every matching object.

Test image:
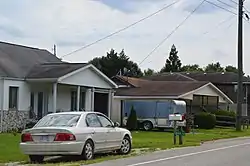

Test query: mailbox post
[169,114,185,145]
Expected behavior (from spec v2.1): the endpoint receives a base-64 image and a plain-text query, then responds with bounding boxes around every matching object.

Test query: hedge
[194,112,216,129]
[210,110,236,117]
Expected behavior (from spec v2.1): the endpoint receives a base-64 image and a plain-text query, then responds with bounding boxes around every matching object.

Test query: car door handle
[91,131,95,134]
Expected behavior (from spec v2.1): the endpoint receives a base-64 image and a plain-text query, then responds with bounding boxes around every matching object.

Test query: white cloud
[0,0,249,74]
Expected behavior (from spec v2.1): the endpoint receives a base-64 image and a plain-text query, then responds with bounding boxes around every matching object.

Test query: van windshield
[174,104,186,114]
[34,114,80,127]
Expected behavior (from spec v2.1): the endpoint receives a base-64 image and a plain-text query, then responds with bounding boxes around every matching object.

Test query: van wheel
[143,121,153,131]
[29,155,44,163]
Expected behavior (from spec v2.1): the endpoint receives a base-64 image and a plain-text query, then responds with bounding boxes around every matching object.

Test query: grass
[1,127,250,165]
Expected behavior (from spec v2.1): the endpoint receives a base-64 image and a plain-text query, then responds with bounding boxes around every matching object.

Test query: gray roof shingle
[0,41,61,78]
[114,76,208,96]
[26,63,88,79]
[144,72,250,83]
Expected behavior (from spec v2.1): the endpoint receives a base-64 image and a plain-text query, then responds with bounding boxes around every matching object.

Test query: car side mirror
[114,122,120,127]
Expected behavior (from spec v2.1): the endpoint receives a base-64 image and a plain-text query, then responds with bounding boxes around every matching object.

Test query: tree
[204,62,224,72]
[143,68,155,76]
[225,65,238,73]
[180,64,204,72]
[126,106,138,131]
[160,44,182,73]
[89,49,143,78]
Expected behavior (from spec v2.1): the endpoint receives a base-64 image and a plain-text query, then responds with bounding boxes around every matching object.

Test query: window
[71,91,77,111]
[97,114,113,127]
[35,114,80,127]
[9,87,18,109]
[86,114,101,127]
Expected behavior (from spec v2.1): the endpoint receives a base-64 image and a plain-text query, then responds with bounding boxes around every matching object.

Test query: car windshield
[34,114,81,127]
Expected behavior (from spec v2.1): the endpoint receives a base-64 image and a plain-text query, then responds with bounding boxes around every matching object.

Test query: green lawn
[1,128,250,164]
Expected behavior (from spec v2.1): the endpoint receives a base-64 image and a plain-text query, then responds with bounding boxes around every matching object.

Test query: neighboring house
[110,76,233,125]
[0,41,117,132]
[143,72,250,115]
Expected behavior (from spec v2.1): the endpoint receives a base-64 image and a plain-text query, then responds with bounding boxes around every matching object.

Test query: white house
[0,42,117,132]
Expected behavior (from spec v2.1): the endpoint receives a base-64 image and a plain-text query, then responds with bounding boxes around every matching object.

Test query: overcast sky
[0,0,250,73]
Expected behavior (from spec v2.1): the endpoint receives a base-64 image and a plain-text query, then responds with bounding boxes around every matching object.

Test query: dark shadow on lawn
[41,152,117,164]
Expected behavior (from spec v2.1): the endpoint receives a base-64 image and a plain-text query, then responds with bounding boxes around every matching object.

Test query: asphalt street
[88,137,250,166]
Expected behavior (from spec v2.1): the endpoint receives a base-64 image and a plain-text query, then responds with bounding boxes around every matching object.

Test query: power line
[216,0,237,9]
[205,0,237,15]
[61,0,181,59]
[228,0,238,5]
[138,0,206,65]
[228,0,250,14]
[202,15,235,35]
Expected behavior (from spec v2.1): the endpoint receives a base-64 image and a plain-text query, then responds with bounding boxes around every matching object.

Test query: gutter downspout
[0,78,4,133]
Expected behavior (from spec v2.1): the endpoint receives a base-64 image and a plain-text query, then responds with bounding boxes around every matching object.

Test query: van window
[174,104,186,114]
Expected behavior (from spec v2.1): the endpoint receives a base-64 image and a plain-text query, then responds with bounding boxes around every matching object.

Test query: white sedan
[20,112,132,163]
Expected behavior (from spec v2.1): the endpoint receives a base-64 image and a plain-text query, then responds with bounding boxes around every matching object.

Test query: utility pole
[236,0,244,131]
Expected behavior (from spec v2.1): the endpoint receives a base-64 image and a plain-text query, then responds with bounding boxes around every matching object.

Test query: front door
[37,92,43,119]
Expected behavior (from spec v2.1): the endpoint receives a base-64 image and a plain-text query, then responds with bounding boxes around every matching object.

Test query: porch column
[246,84,248,116]
[91,88,95,111]
[53,83,57,113]
[76,86,80,111]
[108,90,113,118]
[85,89,91,111]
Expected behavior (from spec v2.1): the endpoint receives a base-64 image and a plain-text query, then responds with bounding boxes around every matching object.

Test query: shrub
[194,112,216,129]
[126,106,138,131]
[210,110,236,117]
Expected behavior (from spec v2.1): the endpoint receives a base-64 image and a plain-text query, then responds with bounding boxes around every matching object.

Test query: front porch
[26,63,117,119]
[29,83,114,119]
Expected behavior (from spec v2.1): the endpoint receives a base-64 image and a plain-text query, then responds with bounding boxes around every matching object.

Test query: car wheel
[82,140,94,160]
[29,155,44,163]
[119,136,131,155]
[143,121,153,131]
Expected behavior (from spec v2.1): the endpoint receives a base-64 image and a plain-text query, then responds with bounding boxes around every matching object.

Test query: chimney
[53,44,56,56]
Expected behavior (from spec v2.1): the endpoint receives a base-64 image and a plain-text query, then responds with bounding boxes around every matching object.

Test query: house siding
[3,79,30,111]
[0,79,30,132]
[59,68,112,89]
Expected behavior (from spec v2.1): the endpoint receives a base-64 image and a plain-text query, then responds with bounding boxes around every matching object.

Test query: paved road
[88,137,250,166]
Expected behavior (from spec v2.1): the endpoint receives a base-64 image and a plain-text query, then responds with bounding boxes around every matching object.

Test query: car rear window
[34,114,81,127]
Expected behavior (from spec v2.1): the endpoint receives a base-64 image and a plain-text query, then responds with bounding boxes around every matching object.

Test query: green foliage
[180,64,204,72]
[194,112,216,129]
[210,110,236,117]
[225,65,238,73]
[126,106,138,131]
[160,44,182,73]
[204,62,224,72]
[89,49,143,78]
[143,68,156,76]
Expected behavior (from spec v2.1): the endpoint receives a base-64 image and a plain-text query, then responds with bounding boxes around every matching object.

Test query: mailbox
[169,114,183,121]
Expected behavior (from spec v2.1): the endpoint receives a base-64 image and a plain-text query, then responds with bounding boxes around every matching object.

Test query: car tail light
[21,133,33,142]
[54,133,76,141]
